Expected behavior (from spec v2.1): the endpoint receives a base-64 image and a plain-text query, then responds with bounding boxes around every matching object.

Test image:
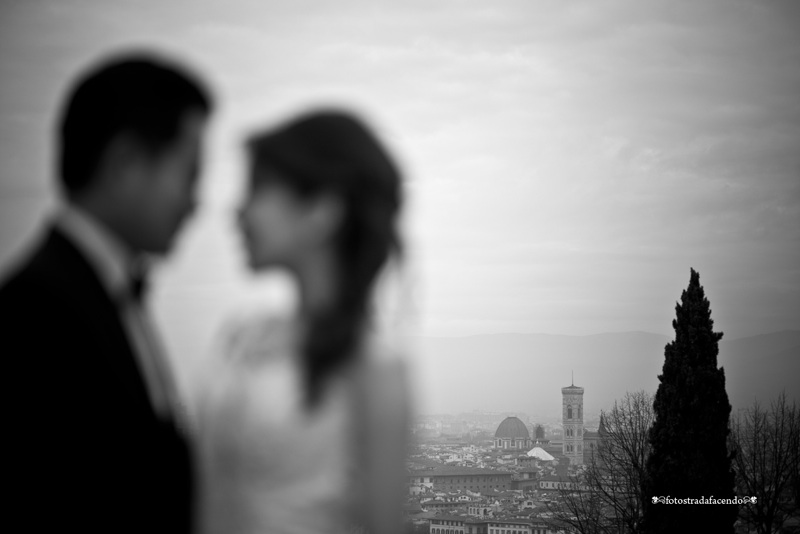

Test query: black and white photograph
[1,1,798,533]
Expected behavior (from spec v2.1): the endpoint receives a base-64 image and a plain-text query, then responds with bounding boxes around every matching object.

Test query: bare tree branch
[729,392,800,534]
[547,390,654,534]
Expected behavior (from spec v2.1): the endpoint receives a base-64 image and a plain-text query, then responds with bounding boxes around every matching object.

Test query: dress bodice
[194,316,362,534]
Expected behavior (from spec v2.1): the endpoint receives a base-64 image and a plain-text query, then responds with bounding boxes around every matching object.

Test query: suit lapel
[37,226,156,419]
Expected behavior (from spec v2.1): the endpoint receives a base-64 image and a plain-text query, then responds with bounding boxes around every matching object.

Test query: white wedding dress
[192,313,409,534]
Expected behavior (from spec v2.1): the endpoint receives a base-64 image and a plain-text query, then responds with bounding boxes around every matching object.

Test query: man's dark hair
[59,52,212,194]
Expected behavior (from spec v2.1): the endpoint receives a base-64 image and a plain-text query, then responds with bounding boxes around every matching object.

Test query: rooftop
[412,466,513,477]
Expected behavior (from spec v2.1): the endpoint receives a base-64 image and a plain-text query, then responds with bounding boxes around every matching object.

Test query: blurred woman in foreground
[194,110,410,534]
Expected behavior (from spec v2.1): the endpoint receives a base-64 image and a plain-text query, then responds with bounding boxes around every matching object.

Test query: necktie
[129,257,149,303]
[130,272,148,303]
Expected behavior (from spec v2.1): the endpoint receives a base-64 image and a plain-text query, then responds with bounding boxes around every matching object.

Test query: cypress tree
[642,268,736,533]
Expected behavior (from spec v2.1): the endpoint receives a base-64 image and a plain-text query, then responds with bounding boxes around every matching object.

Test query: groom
[0,53,212,533]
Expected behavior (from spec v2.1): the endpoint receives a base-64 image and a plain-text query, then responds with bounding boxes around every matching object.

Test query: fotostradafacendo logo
[651,496,757,505]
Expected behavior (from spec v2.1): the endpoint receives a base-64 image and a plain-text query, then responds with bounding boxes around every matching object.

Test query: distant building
[408,473,435,491]
[533,424,550,446]
[409,466,514,493]
[512,478,539,492]
[429,516,564,534]
[421,498,465,513]
[493,416,533,450]
[562,382,585,465]
[485,519,561,534]
[429,516,474,534]
[468,502,497,518]
[539,474,590,491]
[526,447,554,461]
[582,413,607,464]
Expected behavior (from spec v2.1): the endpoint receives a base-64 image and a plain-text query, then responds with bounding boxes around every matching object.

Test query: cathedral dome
[494,417,530,439]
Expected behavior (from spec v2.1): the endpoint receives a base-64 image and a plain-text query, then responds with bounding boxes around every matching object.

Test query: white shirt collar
[54,203,141,300]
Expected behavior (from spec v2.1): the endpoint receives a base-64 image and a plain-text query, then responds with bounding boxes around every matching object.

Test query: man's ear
[96,132,148,189]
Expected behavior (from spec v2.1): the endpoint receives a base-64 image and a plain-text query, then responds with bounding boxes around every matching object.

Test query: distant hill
[408,330,799,417]
[720,330,800,410]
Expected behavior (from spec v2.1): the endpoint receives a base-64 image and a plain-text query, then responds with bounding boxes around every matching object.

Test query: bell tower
[561,377,584,466]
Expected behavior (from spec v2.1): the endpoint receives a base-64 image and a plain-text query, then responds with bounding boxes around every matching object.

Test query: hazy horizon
[412,328,800,340]
[412,330,799,417]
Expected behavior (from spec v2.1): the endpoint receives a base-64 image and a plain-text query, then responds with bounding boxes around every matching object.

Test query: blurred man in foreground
[0,52,212,533]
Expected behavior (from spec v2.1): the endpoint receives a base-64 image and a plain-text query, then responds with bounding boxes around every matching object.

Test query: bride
[192,110,411,534]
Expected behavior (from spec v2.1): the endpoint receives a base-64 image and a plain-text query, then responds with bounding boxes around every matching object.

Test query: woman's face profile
[237,169,338,271]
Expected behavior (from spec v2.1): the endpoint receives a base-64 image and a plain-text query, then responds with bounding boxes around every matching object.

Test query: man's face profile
[120,109,206,255]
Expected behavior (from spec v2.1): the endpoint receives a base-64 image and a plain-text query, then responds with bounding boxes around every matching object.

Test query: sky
[1,0,798,407]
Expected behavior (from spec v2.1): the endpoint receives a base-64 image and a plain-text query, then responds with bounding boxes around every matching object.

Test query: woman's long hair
[246,110,402,408]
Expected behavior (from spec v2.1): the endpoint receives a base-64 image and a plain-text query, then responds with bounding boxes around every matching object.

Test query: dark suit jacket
[0,226,193,534]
